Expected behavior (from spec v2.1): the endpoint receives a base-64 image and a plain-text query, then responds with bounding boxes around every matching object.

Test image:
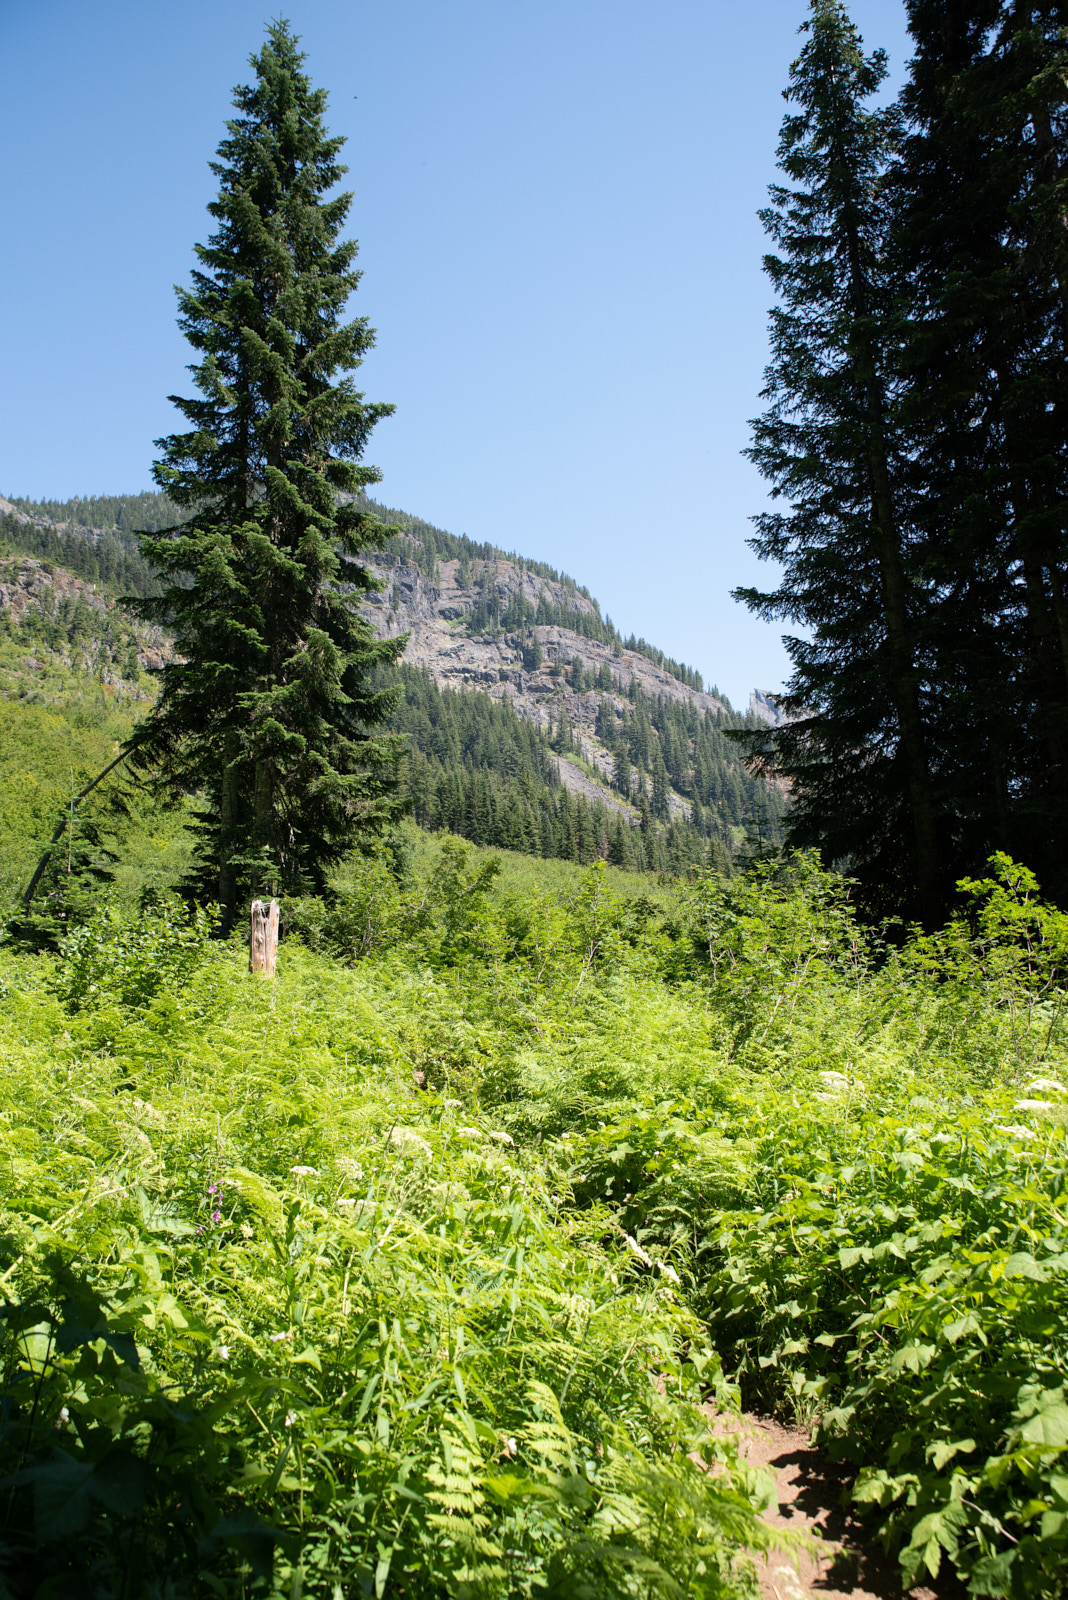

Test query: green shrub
[0,937,776,1598]
[6,841,1068,1596]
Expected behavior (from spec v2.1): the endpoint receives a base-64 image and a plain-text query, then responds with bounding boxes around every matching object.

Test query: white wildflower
[218,1345,229,1361]
[487,1130,514,1145]
[1024,1077,1066,1095]
[818,1071,850,1089]
[624,1233,653,1267]
[443,1097,462,1108]
[284,1410,297,1428]
[337,1197,357,1210]
[503,1437,517,1458]
[1015,1099,1054,1112]
[566,1293,596,1321]
[994,1125,1033,1139]
[130,1097,164,1127]
[289,1165,319,1177]
[657,1261,681,1285]
[455,1126,482,1139]
[268,1331,292,1343]
[59,1407,70,1424]
[390,1127,432,1157]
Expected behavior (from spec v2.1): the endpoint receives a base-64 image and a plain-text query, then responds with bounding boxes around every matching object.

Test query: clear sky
[1,0,911,710]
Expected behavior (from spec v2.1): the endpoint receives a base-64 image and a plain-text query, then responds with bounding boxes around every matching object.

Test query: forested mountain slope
[0,491,784,871]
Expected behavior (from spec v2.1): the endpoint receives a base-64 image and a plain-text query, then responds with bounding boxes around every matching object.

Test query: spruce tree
[735,0,943,922]
[896,0,1068,896]
[652,747,671,821]
[130,21,404,924]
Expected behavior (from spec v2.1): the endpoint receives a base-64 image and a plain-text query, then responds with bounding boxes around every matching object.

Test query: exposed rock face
[749,689,784,727]
[748,689,803,729]
[362,555,727,728]
[351,550,739,820]
[0,557,172,682]
[0,557,109,625]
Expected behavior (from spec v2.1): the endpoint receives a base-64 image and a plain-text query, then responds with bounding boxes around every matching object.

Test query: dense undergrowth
[2,839,1067,1595]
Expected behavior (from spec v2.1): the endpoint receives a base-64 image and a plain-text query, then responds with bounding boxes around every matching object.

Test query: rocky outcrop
[361,554,729,735]
[0,558,109,625]
[748,689,804,728]
[0,557,172,685]
[349,548,735,818]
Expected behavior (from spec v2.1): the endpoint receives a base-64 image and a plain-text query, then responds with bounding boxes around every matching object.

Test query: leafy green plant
[568,1077,1068,1595]
[0,928,776,1597]
[54,893,219,1010]
[6,840,1068,1596]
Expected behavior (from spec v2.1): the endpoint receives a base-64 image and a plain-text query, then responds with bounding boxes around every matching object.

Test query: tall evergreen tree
[652,747,671,821]
[734,0,943,922]
[130,21,404,924]
[896,0,1068,895]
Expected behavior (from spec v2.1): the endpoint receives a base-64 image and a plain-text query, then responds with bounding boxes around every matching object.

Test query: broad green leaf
[1019,1400,1068,1447]
[927,1438,975,1469]
[1003,1252,1049,1282]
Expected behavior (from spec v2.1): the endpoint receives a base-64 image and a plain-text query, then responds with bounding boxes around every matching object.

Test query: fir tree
[130,21,404,924]
[652,748,671,821]
[734,0,942,922]
[522,629,542,671]
[895,0,1068,896]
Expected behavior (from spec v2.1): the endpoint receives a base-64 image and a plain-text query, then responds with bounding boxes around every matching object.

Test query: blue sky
[1,0,911,710]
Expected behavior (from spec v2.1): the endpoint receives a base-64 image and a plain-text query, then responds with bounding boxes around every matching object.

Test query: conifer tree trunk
[218,745,239,929]
[864,380,940,920]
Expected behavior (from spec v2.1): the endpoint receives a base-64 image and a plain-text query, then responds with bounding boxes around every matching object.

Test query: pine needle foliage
[733,0,945,924]
[129,21,404,923]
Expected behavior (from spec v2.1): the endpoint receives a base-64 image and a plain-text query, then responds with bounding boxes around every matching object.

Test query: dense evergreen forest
[390,666,768,872]
[737,0,1068,925]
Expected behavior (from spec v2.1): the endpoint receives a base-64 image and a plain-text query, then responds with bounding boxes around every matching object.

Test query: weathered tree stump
[250,899,280,976]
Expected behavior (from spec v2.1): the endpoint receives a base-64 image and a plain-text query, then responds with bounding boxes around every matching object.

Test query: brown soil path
[717,1413,966,1600]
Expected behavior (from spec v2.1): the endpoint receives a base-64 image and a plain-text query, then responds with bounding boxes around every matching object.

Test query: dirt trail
[717,1413,966,1600]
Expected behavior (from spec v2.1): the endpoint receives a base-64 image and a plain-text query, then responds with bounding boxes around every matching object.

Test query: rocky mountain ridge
[360,549,738,819]
[0,556,171,692]
[1,492,784,843]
